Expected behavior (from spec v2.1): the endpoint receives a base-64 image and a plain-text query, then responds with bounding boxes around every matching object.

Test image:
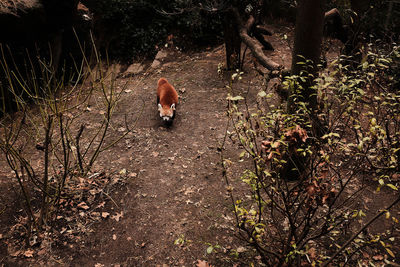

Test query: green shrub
[220,43,400,265]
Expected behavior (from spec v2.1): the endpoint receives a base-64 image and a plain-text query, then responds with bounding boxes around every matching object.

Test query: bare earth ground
[67,42,282,266]
[0,43,267,266]
[72,46,245,266]
[0,25,373,266]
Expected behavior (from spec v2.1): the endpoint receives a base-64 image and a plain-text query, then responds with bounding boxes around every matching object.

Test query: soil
[70,45,245,266]
[1,24,389,267]
[0,40,269,266]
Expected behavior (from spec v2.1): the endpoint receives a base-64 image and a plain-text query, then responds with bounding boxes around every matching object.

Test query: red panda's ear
[171,103,175,110]
[158,104,162,110]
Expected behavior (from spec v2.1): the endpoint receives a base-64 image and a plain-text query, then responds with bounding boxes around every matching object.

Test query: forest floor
[0,25,362,267]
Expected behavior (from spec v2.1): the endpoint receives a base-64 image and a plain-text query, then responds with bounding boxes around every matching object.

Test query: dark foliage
[92,0,224,61]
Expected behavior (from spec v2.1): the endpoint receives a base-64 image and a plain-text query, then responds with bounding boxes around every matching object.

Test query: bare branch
[323,194,400,266]
[231,7,282,71]
[255,25,273,36]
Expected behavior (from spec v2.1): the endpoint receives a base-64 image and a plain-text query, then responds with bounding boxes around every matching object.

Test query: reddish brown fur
[157,78,178,121]
[157,78,178,106]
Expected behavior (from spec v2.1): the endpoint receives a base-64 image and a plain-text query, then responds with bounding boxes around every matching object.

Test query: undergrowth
[0,35,136,256]
[220,43,400,266]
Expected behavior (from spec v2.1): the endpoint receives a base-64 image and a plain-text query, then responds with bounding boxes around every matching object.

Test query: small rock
[124,63,144,75]
[155,50,168,60]
[109,63,123,73]
[151,59,161,68]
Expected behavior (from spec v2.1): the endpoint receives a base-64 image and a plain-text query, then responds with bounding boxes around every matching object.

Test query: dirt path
[2,24,391,266]
[0,26,305,266]
[68,47,255,266]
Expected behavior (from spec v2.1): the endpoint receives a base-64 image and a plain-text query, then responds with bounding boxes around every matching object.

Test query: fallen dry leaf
[24,249,34,258]
[392,173,400,181]
[96,202,106,209]
[184,187,195,195]
[89,189,99,195]
[111,211,124,222]
[197,260,213,267]
[101,212,110,218]
[10,250,21,257]
[112,234,117,240]
[373,254,384,261]
[77,202,90,210]
[236,246,247,253]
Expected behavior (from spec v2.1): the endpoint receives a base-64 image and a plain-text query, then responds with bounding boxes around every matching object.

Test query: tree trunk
[284,0,326,181]
[288,0,326,113]
[223,10,241,70]
[384,2,394,31]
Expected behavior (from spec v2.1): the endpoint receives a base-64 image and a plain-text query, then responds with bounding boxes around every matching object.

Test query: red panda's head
[158,103,175,122]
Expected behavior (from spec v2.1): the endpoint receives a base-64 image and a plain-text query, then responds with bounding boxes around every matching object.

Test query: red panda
[157,78,178,123]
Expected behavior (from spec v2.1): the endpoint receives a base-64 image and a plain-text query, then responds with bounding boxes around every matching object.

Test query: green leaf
[258,91,267,97]
[387,184,398,191]
[206,246,214,254]
[386,248,395,258]
[227,95,244,101]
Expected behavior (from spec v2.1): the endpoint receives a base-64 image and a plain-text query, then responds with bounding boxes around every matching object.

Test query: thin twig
[323,194,400,266]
